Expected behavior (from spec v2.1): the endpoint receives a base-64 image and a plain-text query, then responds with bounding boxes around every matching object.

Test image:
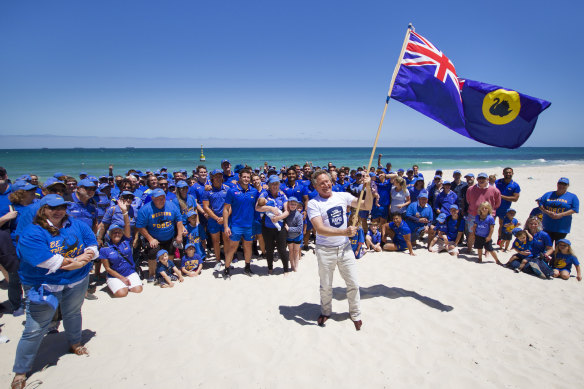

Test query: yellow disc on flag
[482,89,520,125]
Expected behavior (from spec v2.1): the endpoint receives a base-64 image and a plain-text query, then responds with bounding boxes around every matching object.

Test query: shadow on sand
[279,284,453,326]
[28,329,96,375]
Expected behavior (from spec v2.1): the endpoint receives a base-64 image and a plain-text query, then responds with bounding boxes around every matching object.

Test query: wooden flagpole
[352,23,414,226]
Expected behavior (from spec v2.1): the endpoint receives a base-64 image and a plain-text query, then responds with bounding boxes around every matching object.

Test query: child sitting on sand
[472,201,501,265]
[428,213,449,253]
[552,239,581,281]
[506,228,532,270]
[257,197,283,231]
[500,208,520,252]
[181,243,203,277]
[156,249,184,288]
[366,223,382,252]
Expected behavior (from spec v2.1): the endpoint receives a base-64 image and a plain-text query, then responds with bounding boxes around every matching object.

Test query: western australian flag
[390,30,551,149]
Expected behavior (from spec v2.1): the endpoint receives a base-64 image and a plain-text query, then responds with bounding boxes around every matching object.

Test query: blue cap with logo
[437,213,447,223]
[453,170,462,175]
[418,190,429,199]
[150,188,166,198]
[156,249,168,258]
[79,178,97,188]
[558,238,571,246]
[185,243,196,250]
[12,180,35,191]
[512,227,523,236]
[120,191,135,197]
[108,224,123,232]
[465,173,475,178]
[397,168,404,173]
[176,180,188,188]
[221,159,230,165]
[267,175,280,184]
[443,180,451,185]
[186,210,197,219]
[288,196,300,203]
[53,172,65,179]
[477,172,488,179]
[43,177,65,189]
[558,177,570,185]
[211,169,223,176]
[449,204,459,210]
[41,194,69,207]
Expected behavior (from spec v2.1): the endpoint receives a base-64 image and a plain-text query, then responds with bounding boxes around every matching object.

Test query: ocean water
[1,147,583,180]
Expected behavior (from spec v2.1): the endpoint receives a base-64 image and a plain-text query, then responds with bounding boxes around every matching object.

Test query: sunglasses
[48,205,68,211]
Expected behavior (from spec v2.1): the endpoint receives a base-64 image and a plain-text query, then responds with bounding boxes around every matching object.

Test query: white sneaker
[214,262,223,271]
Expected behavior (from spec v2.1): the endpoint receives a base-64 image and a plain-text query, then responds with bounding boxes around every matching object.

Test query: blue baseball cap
[168,180,176,188]
[210,169,223,176]
[434,175,441,180]
[435,169,443,174]
[176,180,188,188]
[42,194,69,207]
[512,227,523,236]
[108,224,123,232]
[79,171,88,176]
[185,243,196,250]
[161,166,167,171]
[288,196,300,203]
[507,208,516,213]
[98,183,110,190]
[558,177,570,185]
[99,175,108,181]
[418,190,429,199]
[558,238,571,246]
[221,159,230,165]
[267,175,280,184]
[120,191,135,197]
[186,210,197,218]
[369,172,376,177]
[397,168,404,173]
[453,170,462,175]
[437,213,447,223]
[443,180,451,185]
[12,180,36,191]
[18,174,31,182]
[78,178,97,188]
[355,171,363,176]
[53,172,65,178]
[88,176,99,183]
[150,188,166,198]
[234,164,245,173]
[449,204,459,210]
[477,172,488,179]
[406,168,413,173]
[156,249,168,258]
[43,177,65,189]
[464,173,474,178]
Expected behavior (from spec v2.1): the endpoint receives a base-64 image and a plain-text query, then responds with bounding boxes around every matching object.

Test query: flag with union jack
[390,30,469,138]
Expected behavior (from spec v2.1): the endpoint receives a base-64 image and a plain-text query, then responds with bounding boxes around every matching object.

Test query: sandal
[317,315,330,327]
[69,345,89,356]
[11,377,26,389]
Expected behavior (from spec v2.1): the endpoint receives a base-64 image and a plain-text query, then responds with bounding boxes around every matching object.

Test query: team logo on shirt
[482,89,520,125]
[327,206,344,228]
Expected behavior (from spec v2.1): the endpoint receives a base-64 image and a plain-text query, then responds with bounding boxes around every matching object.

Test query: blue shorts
[371,205,388,220]
[496,207,510,218]
[394,240,407,251]
[287,234,303,244]
[252,220,262,236]
[358,210,369,219]
[207,219,224,234]
[230,225,254,242]
[198,223,207,240]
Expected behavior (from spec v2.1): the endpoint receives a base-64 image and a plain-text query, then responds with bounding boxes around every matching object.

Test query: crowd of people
[0,157,580,388]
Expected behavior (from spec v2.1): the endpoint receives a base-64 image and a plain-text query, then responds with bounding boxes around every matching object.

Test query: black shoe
[223,268,231,280]
[302,246,309,251]
[244,267,254,277]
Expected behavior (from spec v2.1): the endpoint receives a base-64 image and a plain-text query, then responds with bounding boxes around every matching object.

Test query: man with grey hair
[306,170,373,331]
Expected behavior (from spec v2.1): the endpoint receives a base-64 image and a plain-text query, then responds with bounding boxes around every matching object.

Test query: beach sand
[1,164,582,389]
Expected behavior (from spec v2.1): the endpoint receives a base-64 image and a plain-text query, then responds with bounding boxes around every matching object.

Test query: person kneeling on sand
[381,213,415,256]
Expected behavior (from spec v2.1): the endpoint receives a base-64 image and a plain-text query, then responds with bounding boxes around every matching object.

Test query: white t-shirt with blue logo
[307,192,355,247]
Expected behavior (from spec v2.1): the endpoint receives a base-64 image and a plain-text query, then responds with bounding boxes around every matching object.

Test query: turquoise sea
[1,147,583,180]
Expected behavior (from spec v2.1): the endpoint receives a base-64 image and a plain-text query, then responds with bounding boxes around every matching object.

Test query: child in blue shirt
[552,239,581,281]
[181,243,203,277]
[472,202,501,265]
[183,210,206,260]
[156,249,184,288]
[365,223,382,252]
[500,208,520,252]
[506,228,532,270]
[349,214,366,259]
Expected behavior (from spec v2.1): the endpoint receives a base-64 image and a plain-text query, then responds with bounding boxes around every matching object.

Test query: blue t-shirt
[0,183,13,221]
[202,184,229,218]
[495,179,521,211]
[280,181,307,205]
[405,201,434,232]
[531,230,552,256]
[67,192,98,230]
[367,229,382,245]
[539,191,579,233]
[101,205,136,228]
[15,201,41,239]
[259,190,288,229]
[553,253,579,272]
[223,172,239,188]
[225,184,258,228]
[502,216,519,235]
[434,190,458,215]
[94,191,111,223]
[350,227,366,259]
[184,223,206,259]
[376,180,391,207]
[444,215,465,242]
[99,237,135,278]
[512,237,531,253]
[389,221,411,246]
[136,201,181,241]
[171,194,198,224]
[156,260,176,277]
[181,253,203,271]
[17,219,97,286]
[474,214,495,238]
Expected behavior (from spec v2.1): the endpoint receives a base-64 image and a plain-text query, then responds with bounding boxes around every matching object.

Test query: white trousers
[315,243,361,321]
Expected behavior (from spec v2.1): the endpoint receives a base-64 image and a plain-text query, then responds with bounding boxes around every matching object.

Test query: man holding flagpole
[307,170,372,331]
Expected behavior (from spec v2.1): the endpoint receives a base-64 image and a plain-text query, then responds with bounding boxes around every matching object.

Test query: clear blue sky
[0,0,581,147]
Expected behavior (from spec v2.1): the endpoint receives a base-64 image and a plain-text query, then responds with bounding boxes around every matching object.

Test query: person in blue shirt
[180,243,203,277]
[94,183,112,224]
[183,210,206,260]
[500,208,519,252]
[472,201,501,265]
[67,179,98,231]
[188,165,211,247]
[404,190,434,247]
[349,214,366,259]
[365,223,382,252]
[495,167,521,243]
[382,213,414,255]
[96,191,138,247]
[223,168,259,278]
[371,173,392,226]
[172,180,198,225]
[552,239,581,281]
[505,228,532,269]
[538,177,579,243]
[202,170,230,268]
[136,188,183,282]
[12,195,98,387]
[433,180,458,216]
[408,178,425,202]
[99,204,143,298]
[155,249,184,287]
[0,166,14,228]
[221,159,239,188]
[280,167,308,207]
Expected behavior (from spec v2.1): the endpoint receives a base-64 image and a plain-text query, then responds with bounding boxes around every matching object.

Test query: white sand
[1,164,582,389]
